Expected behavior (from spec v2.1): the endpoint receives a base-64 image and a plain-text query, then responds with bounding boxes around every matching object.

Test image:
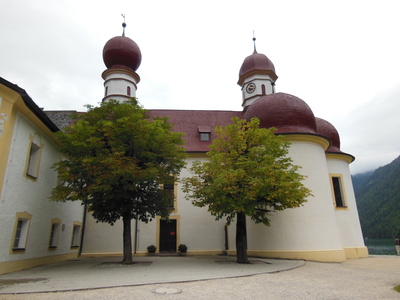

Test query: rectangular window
[198,126,211,141]
[331,175,347,208]
[161,176,177,211]
[12,215,31,251]
[71,224,81,248]
[26,142,41,178]
[49,221,60,248]
[164,177,175,209]
[200,132,210,141]
[13,220,24,249]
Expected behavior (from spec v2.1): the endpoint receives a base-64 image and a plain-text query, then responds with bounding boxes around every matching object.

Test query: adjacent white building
[0,78,85,274]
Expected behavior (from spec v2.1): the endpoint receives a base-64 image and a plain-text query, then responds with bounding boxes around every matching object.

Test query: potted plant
[147,245,156,255]
[178,244,188,255]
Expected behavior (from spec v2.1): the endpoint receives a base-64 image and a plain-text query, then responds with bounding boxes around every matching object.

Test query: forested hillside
[353,156,400,238]
[352,170,373,193]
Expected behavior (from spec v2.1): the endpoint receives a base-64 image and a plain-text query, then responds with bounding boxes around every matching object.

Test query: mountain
[353,156,400,238]
[352,170,374,194]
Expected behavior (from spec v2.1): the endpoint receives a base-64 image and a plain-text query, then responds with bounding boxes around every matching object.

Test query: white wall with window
[48,218,62,249]
[71,222,82,248]
[12,212,32,251]
[243,139,346,261]
[81,156,227,256]
[0,109,84,274]
[25,136,43,179]
[326,156,365,257]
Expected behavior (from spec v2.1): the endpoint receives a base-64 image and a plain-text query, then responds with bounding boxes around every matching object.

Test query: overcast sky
[1,0,399,174]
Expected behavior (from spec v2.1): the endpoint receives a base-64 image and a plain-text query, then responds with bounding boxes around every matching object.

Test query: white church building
[0,28,368,274]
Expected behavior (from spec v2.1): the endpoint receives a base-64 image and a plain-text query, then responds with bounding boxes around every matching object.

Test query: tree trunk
[122,213,133,264]
[236,212,249,263]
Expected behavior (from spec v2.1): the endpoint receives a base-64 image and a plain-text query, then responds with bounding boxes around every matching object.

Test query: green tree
[51,99,186,264]
[182,117,311,263]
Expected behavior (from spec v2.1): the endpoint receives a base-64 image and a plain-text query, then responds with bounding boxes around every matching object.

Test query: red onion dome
[103,36,142,71]
[238,50,277,85]
[244,92,317,134]
[315,117,341,152]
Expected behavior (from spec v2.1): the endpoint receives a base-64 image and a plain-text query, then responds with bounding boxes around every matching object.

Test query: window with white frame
[12,212,32,251]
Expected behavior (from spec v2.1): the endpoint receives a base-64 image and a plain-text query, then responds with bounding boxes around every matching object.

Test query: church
[0,26,368,274]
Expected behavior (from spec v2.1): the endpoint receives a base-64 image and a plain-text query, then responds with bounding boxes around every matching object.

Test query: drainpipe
[224,223,229,255]
[134,219,139,254]
[78,204,87,257]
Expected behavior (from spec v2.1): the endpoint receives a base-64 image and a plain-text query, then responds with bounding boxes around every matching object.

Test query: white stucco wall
[243,140,343,252]
[177,157,227,251]
[327,157,365,248]
[103,71,138,103]
[0,112,84,263]
[82,155,227,255]
[80,144,364,260]
[242,74,275,108]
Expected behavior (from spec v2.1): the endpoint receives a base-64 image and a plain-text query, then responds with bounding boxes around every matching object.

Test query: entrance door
[159,219,177,252]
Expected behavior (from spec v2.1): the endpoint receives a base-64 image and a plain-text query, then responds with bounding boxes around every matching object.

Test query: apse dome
[244,92,317,134]
[315,117,341,152]
[103,36,142,71]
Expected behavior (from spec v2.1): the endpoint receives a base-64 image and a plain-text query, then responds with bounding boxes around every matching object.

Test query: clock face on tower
[246,82,256,94]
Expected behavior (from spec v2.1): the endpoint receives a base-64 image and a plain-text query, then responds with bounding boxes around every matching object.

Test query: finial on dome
[121,14,126,36]
[253,31,257,53]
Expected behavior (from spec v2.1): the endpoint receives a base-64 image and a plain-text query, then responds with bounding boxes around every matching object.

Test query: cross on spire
[121,14,126,36]
[253,30,257,53]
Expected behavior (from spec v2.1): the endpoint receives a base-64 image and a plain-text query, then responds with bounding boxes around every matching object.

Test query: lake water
[364,238,398,255]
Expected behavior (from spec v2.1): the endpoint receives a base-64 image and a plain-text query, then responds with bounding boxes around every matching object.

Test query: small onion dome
[238,50,278,85]
[244,92,317,134]
[103,36,142,71]
[315,117,341,152]
[316,117,355,162]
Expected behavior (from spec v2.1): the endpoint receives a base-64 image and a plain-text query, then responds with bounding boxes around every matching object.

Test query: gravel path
[1,256,399,300]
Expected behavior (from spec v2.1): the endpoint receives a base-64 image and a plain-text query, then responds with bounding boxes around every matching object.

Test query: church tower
[238,38,278,110]
[102,22,142,103]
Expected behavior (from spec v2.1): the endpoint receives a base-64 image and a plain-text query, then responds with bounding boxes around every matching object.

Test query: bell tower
[102,20,142,103]
[238,37,278,110]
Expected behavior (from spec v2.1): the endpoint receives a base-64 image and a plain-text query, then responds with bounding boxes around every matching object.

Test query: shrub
[147,245,157,253]
[178,244,188,253]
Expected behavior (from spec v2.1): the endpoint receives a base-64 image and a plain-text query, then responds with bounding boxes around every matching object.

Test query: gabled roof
[0,77,59,132]
[148,109,243,152]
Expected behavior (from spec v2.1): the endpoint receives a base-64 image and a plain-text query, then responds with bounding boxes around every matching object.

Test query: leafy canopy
[182,117,312,225]
[51,99,186,224]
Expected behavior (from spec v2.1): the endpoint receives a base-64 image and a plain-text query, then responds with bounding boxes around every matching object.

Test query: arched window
[127,86,131,96]
[262,84,266,95]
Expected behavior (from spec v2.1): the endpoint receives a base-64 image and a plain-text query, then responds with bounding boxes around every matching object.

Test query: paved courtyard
[0,255,399,299]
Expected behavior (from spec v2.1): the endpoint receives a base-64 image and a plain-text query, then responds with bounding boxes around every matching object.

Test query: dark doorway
[159,219,177,252]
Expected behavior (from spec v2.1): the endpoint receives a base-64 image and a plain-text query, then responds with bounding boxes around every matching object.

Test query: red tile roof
[148,110,243,152]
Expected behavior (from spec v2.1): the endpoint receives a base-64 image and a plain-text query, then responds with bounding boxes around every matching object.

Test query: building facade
[79,31,367,262]
[0,29,368,274]
[0,78,84,275]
